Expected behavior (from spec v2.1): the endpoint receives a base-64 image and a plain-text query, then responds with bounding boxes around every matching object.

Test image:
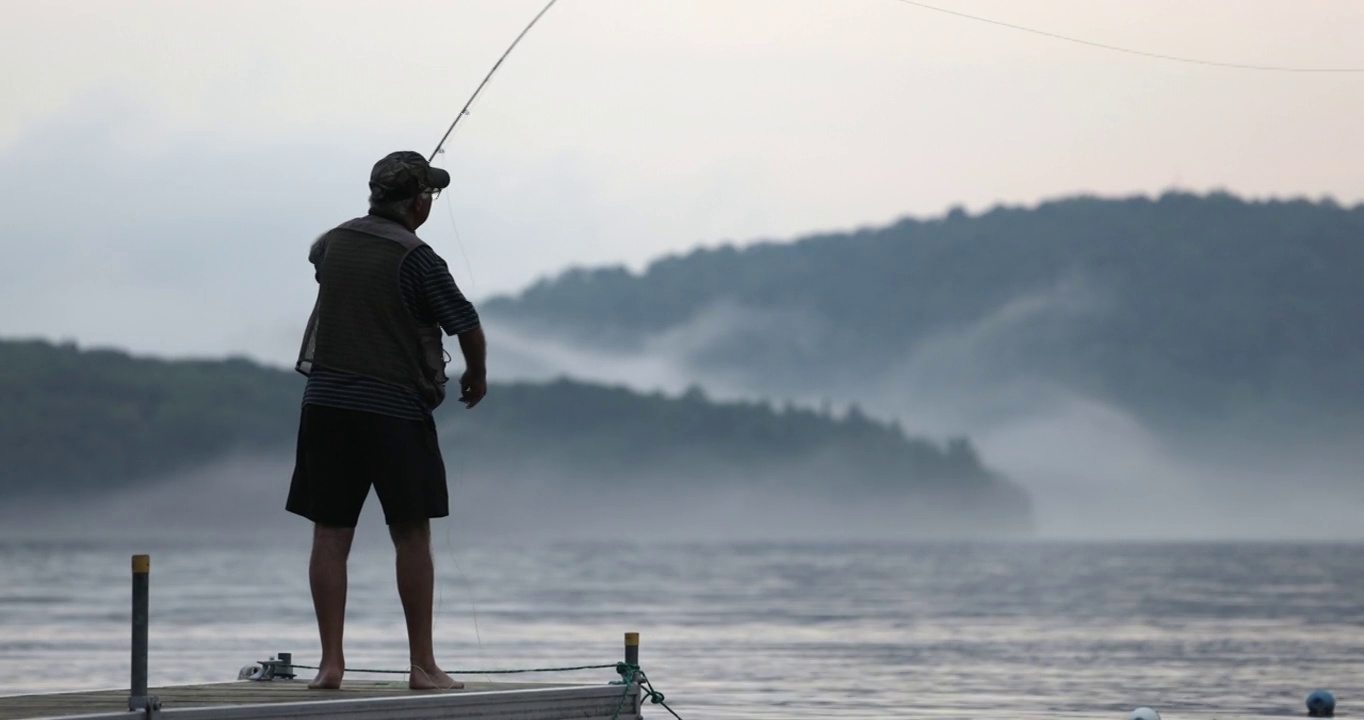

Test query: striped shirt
[302,243,481,421]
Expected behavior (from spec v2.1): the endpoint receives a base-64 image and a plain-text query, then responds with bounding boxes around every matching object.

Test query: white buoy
[1130,708,1161,720]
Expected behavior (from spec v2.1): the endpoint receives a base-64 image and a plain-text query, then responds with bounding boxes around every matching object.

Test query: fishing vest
[295,214,448,409]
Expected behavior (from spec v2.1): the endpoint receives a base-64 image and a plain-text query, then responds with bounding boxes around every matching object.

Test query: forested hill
[483,192,1364,438]
[0,339,1031,534]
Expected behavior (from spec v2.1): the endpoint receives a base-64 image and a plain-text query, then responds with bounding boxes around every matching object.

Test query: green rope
[291,662,617,675]
[642,672,683,720]
[610,663,680,720]
[609,665,637,720]
[284,659,682,719]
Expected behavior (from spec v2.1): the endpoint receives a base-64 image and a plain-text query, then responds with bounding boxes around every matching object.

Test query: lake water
[0,539,1360,719]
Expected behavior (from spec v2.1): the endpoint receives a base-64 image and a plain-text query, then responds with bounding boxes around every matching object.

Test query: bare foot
[308,666,344,690]
[409,664,464,690]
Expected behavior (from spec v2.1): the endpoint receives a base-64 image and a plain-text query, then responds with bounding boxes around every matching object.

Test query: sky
[2,0,1363,364]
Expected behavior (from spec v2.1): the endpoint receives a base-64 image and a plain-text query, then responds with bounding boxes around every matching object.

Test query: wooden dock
[0,678,642,720]
[1,555,655,719]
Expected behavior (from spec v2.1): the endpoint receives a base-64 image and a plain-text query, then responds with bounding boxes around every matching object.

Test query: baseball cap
[368,150,451,202]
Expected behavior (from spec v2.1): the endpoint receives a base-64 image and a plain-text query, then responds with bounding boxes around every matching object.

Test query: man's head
[367,150,452,230]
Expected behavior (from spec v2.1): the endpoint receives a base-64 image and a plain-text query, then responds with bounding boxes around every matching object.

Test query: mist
[482,283,1364,542]
[4,110,1358,544]
[0,448,1029,547]
[4,1,1364,549]
[6,272,1356,544]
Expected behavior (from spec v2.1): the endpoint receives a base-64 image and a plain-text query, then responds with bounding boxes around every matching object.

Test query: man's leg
[390,519,463,689]
[309,523,355,689]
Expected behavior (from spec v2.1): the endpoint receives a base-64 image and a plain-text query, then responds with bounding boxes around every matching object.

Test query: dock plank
[0,679,639,720]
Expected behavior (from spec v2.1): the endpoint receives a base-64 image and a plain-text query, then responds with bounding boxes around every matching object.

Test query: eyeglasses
[422,188,442,200]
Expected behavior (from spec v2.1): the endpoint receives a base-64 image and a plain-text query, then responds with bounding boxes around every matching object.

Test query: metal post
[624,632,641,718]
[129,554,160,717]
[131,555,148,700]
[624,631,639,668]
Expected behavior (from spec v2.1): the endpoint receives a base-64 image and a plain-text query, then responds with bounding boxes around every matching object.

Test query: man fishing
[286,150,488,691]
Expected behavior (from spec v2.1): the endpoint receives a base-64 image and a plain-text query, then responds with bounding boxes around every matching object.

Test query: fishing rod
[428,0,561,162]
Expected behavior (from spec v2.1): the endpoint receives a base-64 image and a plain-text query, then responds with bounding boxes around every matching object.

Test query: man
[286,150,488,691]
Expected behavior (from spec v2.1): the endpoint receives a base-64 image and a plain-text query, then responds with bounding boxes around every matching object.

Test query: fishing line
[441,521,486,656]
[423,0,1361,293]
[430,442,485,660]
[890,0,1364,73]
[428,0,560,311]
[444,195,476,293]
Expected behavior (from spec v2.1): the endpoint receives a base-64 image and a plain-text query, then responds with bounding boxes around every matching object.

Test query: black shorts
[286,403,448,527]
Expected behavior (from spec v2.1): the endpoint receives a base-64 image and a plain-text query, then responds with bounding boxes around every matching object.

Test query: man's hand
[458,368,487,408]
[455,326,488,409]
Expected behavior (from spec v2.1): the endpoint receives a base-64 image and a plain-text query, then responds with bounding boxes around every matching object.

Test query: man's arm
[456,324,486,373]
[402,246,487,408]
